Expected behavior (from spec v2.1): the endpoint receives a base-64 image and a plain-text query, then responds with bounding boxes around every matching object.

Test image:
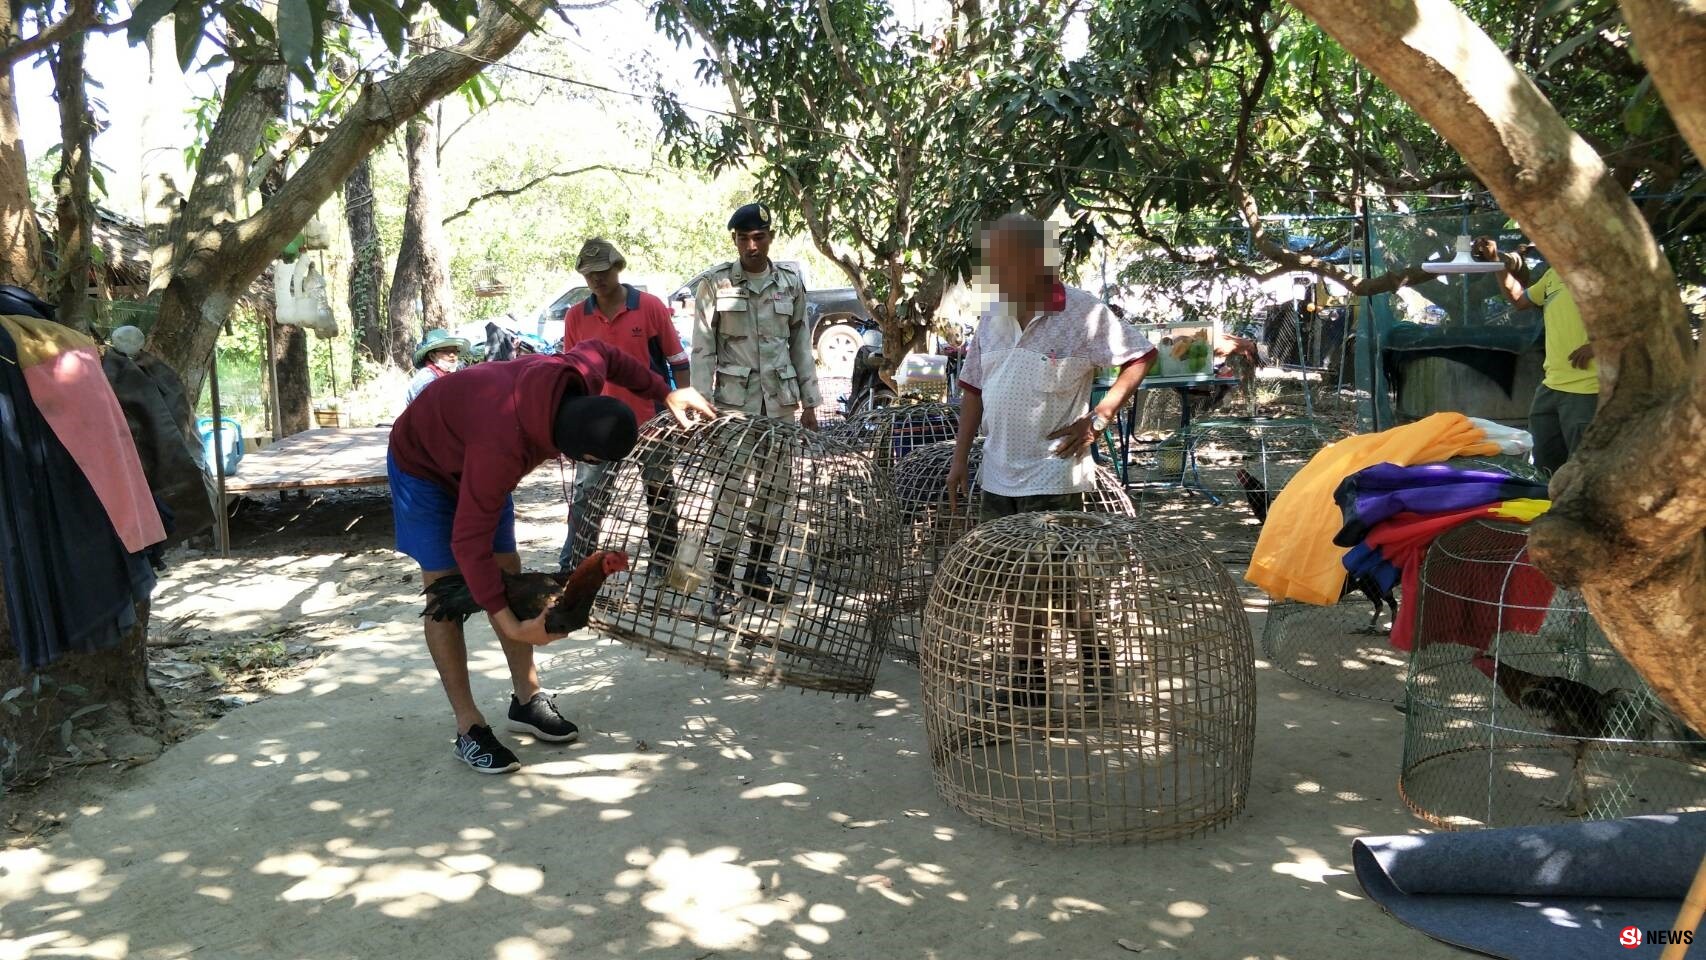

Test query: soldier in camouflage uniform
[690,203,822,617]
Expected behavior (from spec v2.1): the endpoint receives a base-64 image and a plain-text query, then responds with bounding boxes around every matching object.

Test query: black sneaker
[454,724,520,774]
[506,693,580,743]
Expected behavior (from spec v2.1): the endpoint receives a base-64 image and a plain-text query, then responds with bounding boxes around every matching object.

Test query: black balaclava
[553,393,639,461]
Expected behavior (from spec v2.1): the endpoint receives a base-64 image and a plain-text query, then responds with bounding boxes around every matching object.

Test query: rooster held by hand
[423,550,629,635]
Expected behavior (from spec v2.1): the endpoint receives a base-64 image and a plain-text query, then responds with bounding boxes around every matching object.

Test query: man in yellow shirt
[1475,238,1599,474]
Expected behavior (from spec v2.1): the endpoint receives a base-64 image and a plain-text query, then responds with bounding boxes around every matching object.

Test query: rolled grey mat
[1353,812,1705,960]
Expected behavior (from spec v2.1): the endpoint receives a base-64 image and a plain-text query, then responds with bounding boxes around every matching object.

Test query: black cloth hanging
[102,347,214,546]
[0,314,155,672]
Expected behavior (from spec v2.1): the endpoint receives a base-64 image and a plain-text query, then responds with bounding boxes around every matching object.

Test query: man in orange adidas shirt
[557,238,692,575]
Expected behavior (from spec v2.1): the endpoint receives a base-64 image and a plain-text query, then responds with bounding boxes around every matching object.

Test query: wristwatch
[1090,411,1110,432]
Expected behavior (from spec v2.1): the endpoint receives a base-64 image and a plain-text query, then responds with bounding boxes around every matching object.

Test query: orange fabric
[0,315,165,553]
[1244,412,1499,605]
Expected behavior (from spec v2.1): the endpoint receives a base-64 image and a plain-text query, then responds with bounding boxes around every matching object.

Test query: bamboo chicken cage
[890,439,1134,663]
[920,512,1256,843]
[574,414,898,696]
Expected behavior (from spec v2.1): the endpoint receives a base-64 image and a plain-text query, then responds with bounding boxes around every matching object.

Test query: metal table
[1092,372,1221,483]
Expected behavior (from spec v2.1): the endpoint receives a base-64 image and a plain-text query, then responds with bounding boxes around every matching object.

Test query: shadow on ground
[0,470,1464,960]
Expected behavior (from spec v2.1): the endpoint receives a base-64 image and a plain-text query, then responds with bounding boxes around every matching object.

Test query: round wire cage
[825,401,961,485]
[889,439,1136,664]
[574,414,899,696]
[1261,456,1550,703]
[1134,417,1341,563]
[920,512,1256,843]
[1399,519,1706,829]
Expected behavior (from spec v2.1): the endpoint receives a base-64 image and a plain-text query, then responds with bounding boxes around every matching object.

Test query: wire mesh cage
[1134,417,1341,563]
[824,401,961,485]
[1259,596,1408,700]
[1399,519,1706,829]
[890,439,1136,663]
[1262,456,1548,703]
[574,414,899,696]
[920,512,1256,843]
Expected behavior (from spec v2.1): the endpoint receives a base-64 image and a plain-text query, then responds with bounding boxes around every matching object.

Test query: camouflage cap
[728,203,771,232]
[575,237,627,274]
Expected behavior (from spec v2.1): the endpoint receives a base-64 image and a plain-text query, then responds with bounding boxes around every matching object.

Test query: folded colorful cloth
[1247,413,1501,605]
[1363,499,1552,651]
[1334,462,1550,548]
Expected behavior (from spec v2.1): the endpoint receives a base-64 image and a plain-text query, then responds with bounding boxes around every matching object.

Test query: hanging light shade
[1422,235,1506,275]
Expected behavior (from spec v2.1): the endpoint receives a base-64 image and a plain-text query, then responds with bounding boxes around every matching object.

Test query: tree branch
[1226,7,1277,184]
[0,0,126,68]
[1620,0,1706,177]
[227,0,549,293]
[442,163,651,223]
[813,0,893,129]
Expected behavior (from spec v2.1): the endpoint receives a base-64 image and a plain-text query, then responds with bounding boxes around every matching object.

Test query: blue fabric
[1353,812,1706,959]
[1334,462,1548,547]
[387,451,515,571]
[1342,541,1402,595]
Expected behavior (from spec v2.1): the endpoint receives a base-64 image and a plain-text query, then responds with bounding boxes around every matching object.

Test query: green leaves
[350,0,411,54]
[126,0,179,44]
[278,0,315,79]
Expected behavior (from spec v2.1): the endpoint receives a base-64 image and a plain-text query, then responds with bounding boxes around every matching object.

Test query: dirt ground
[0,464,1472,960]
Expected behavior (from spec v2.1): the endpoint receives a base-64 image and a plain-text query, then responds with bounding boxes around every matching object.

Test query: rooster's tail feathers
[422,574,480,624]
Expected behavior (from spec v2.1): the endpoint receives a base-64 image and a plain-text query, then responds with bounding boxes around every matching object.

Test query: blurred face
[581,266,623,305]
[734,228,772,273]
[428,348,460,372]
[985,230,1050,309]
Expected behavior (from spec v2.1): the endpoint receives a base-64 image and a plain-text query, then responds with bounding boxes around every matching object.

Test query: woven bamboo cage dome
[920,512,1256,843]
[889,439,1134,663]
[1400,519,1706,829]
[1135,417,1340,562]
[1262,455,1546,704]
[574,414,898,696]
[825,401,960,484]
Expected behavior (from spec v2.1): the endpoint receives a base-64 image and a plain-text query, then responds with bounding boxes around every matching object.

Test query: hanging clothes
[0,313,164,552]
[102,346,215,545]
[1357,499,1553,651]
[1333,462,1550,548]
[1246,412,1502,605]
[0,321,157,672]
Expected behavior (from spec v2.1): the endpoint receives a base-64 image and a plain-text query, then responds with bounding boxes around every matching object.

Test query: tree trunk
[145,0,548,400]
[273,320,311,435]
[141,14,183,284]
[0,4,41,290]
[394,18,453,336]
[0,597,165,787]
[48,27,93,335]
[387,208,422,366]
[1287,0,1706,734]
[344,159,388,367]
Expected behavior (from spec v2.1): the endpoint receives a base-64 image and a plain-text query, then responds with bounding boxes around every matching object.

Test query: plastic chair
[196,417,244,476]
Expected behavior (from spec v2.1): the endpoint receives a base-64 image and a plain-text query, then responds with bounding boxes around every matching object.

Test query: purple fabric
[1333,463,1548,548]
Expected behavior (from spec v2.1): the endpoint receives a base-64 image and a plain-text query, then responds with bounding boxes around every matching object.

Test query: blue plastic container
[196,417,244,476]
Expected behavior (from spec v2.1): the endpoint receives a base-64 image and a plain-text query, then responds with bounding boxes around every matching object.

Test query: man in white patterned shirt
[946,214,1156,706]
[947,215,1156,518]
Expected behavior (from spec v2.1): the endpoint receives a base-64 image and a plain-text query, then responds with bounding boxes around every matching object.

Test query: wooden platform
[222,427,391,494]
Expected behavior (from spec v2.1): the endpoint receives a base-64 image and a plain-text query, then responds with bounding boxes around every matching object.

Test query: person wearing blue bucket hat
[406,328,471,403]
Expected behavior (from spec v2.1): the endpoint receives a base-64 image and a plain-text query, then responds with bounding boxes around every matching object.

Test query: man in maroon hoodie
[388,340,714,773]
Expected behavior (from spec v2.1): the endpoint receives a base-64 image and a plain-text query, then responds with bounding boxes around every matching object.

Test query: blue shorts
[387,452,516,571]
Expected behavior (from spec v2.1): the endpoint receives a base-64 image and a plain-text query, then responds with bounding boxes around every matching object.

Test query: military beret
[728,203,772,232]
